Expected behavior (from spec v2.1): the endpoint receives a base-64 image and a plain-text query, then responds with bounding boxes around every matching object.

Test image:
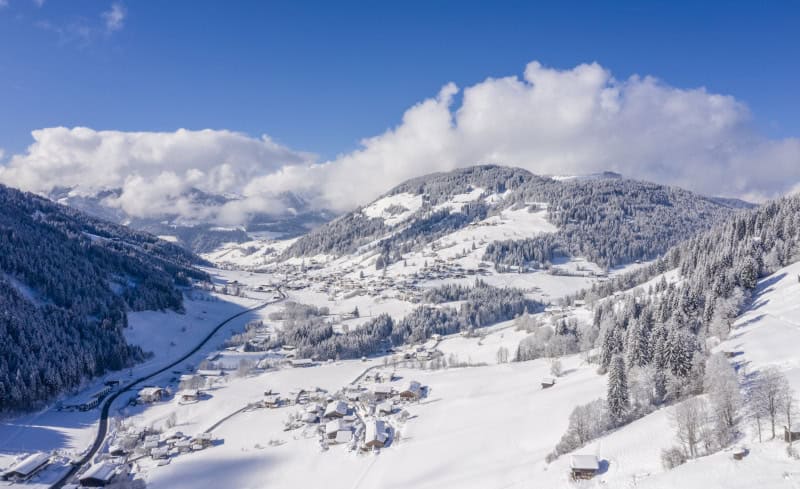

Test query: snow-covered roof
[377,401,394,414]
[570,454,599,471]
[365,419,388,444]
[335,430,353,443]
[372,384,393,394]
[80,462,116,484]
[325,419,345,435]
[788,424,800,433]
[179,389,199,397]
[323,400,347,417]
[138,387,164,396]
[5,452,49,477]
[401,381,422,397]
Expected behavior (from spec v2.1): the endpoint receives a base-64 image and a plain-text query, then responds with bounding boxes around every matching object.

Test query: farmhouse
[372,384,394,401]
[399,381,422,400]
[364,419,389,449]
[323,400,348,419]
[79,462,117,487]
[2,452,50,481]
[137,387,165,404]
[785,424,800,443]
[570,454,599,480]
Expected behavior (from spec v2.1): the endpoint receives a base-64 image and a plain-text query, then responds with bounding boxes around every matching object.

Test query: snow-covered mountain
[50,187,335,253]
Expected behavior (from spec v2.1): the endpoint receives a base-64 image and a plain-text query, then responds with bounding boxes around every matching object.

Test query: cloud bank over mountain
[1,61,798,223]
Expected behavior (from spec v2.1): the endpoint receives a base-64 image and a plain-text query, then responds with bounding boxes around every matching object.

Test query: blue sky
[1,0,798,159]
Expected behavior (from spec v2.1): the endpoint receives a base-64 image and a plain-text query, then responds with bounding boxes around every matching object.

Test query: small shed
[79,462,117,487]
[291,358,315,368]
[323,400,348,419]
[2,452,50,481]
[541,378,556,389]
[263,395,282,408]
[399,381,422,400]
[178,389,200,402]
[785,424,800,443]
[732,446,748,460]
[570,454,599,480]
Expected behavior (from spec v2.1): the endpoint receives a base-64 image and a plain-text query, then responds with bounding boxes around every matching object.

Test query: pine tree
[607,355,630,425]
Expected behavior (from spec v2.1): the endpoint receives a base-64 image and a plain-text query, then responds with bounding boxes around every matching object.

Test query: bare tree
[704,353,742,446]
[671,397,709,458]
[749,367,790,440]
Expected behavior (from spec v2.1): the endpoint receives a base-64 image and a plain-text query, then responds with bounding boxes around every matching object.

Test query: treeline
[272,282,541,360]
[0,184,207,412]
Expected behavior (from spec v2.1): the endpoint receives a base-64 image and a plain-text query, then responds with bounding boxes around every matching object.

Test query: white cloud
[102,2,125,33]
[267,61,798,211]
[0,127,314,224]
[2,61,799,224]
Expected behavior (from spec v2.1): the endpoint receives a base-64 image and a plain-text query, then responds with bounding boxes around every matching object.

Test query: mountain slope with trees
[283,165,747,270]
[0,184,209,411]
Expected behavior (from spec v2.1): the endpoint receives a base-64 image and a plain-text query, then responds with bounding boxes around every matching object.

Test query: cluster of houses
[106,426,216,469]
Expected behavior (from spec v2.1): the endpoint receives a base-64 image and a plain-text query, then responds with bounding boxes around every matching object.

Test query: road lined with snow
[50,287,285,489]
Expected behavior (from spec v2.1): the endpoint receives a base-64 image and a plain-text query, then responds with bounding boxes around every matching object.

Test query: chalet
[372,385,394,401]
[570,454,599,480]
[178,389,200,403]
[79,462,117,487]
[2,452,50,481]
[323,400,348,419]
[138,387,165,404]
[785,424,800,443]
[291,358,315,368]
[541,378,556,389]
[364,419,389,449]
[174,439,193,453]
[415,351,431,360]
[399,381,422,400]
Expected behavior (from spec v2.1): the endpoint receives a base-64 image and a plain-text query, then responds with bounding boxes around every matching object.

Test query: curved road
[51,287,285,489]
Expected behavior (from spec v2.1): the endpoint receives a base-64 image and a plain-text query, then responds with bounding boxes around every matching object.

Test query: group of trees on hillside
[543,194,800,465]
[271,282,541,360]
[0,184,206,412]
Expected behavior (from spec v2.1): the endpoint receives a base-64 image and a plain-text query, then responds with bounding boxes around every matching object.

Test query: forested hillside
[283,165,744,270]
[0,184,209,411]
